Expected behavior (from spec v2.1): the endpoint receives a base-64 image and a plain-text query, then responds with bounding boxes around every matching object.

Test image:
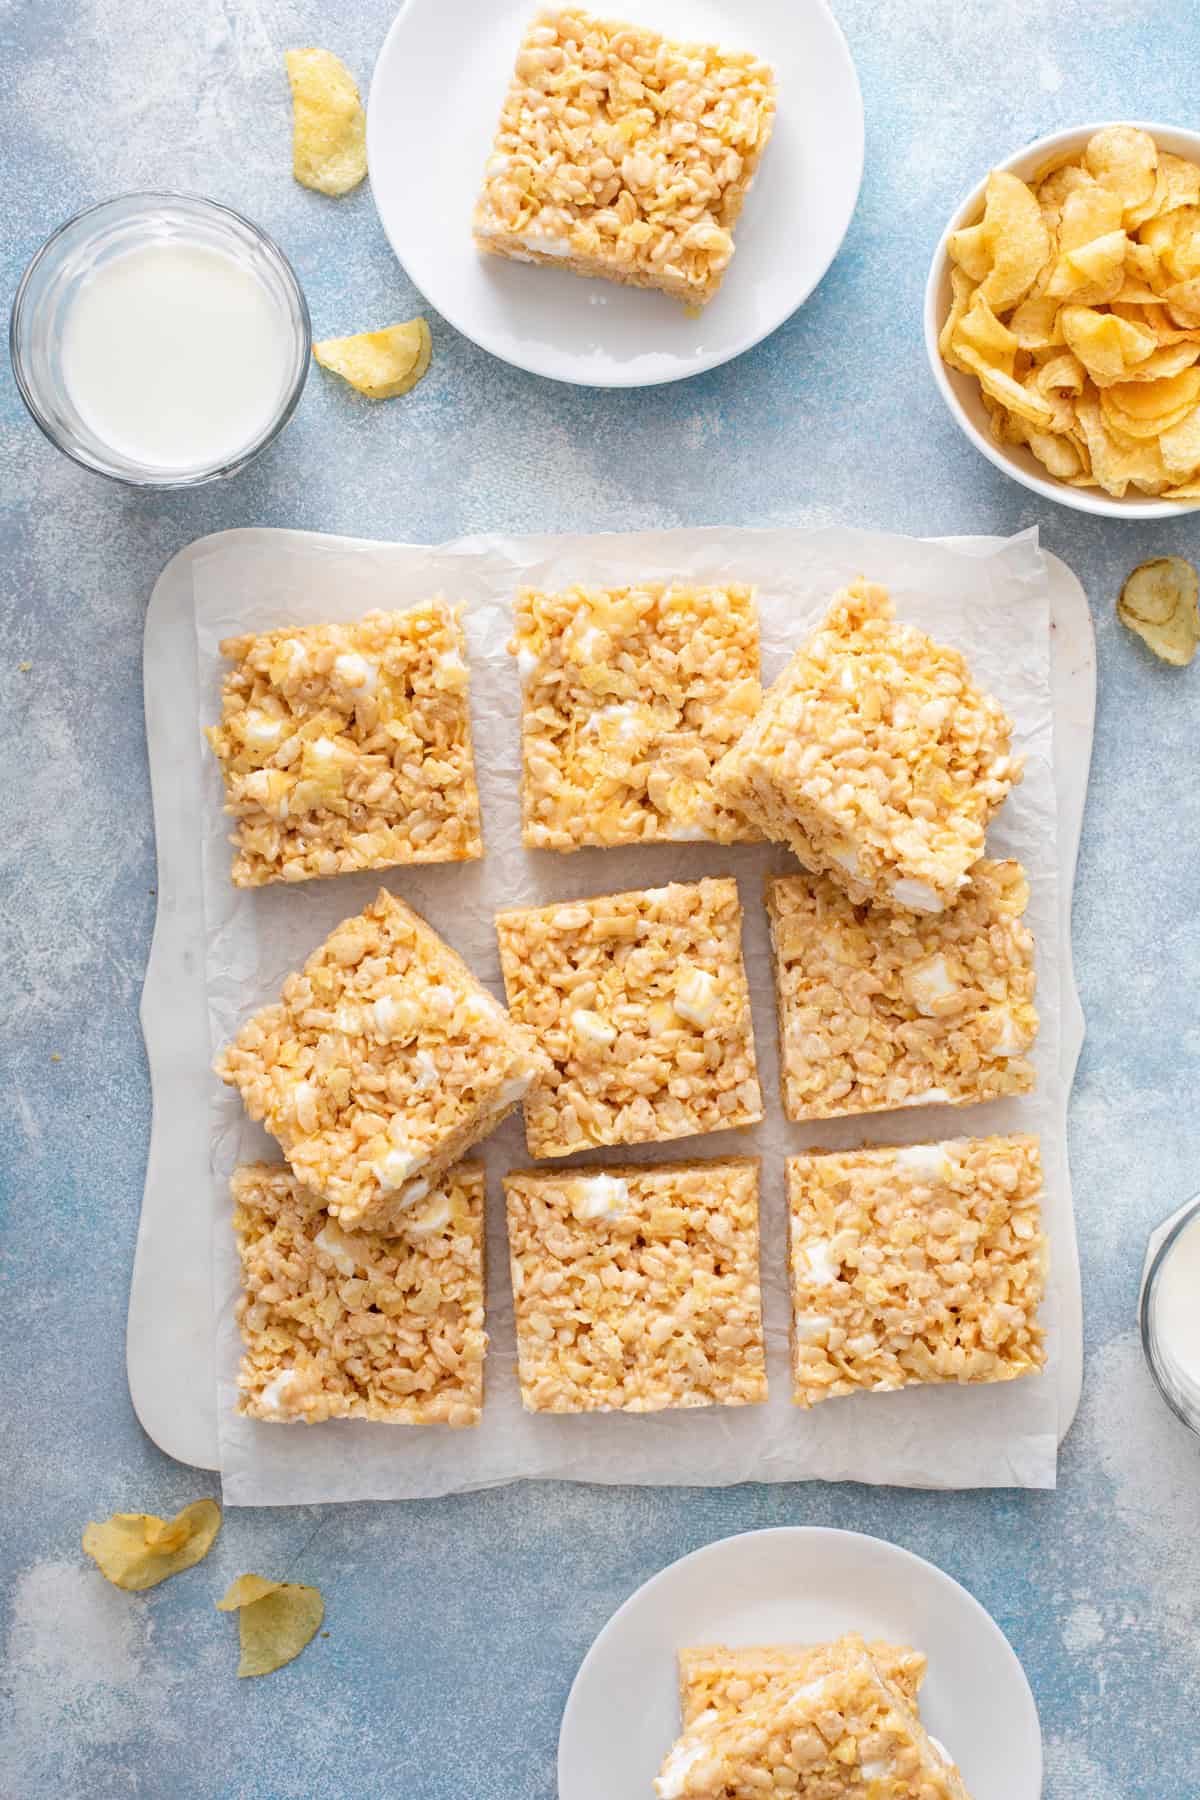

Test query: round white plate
[367,0,863,387]
[558,1527,1042,1799]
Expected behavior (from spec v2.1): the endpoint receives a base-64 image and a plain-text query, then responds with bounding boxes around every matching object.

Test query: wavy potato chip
[952,288,1018,371]
[1061,306,1156,381]
[1075,395,1169,495]
[938,266,977,372]
[218,1575,325,1678]
[313,319,432,398]
[1008,292,1063,350]
[83,1500,222,1592]
[286,48,367,197]
[976,171,1051,311]
[1027,428,1086,479]
[1106,366,1200,420]
[1085,125,1158,221]
[1118,556,1200,664]
[1046,229,1128,305]
[1158,403,1200,480]
[947,219,994,285]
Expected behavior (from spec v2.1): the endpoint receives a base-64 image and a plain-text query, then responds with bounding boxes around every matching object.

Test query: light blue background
[4,2,1200,1795]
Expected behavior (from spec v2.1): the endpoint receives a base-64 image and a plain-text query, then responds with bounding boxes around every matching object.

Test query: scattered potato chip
[285,48,367,197]
[313,319,432,399]
[1117,556,1200,664]
[83,1500,222,1592]
[217,1575,325,1678]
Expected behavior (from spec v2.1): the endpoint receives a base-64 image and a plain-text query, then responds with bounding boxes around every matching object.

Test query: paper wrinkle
[192,524,1062,1506]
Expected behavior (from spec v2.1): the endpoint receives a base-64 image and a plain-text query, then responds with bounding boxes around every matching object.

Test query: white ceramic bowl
[924,120,1200,518]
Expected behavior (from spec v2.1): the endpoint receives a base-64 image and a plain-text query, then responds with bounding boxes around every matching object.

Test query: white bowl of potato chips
[926,123,1200,515]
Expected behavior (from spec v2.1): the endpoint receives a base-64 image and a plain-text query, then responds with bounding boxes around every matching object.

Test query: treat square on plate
[495,876,763,1158]
[714,579,1021,914]
[677,1635,927,1728]
[204,600,482,887]
[503,1155,766,1413]
[511,582,762,850]
[472,8,777,307]
[231,1161,486,1426]
[765,859,1038,1122]
[656,1648,973,1800]
[215,889,547,1232]
[786,1135,1047,1410]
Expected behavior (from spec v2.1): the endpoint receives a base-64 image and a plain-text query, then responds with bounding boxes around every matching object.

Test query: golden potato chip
[1163,209,1200,281]
[1046,229,1128,305]
[1106,366,1200,420]
[1164,477,1200,499]
[1159,153,1200,215]
[1075,396,1169,495]
[957,347,1054,427]
[313,319,432,398]
[1008,292,1063,350]
[1165,279,1200,327]
[1036,163,1095,235]
[947,220,994,285]
[952,288,1018,371]
[1118,556,1200,664]
[976,171,1051,311]
[1158,404,1200,480]
[285,48,367,198]
[1059,184,1124,252]
[83,1500,221,1592]
[1084,125,1158,222]
[938,266,977,372]
[1027,429,1085,479]
[1036,350,1086,393]
[1061,306,1156,381]
[217,1575,325,1678]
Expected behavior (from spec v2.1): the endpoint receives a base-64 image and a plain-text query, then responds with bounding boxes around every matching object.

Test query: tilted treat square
[656,1649,974,1800]
[766,860,1038,1122]
[503,1156,766,1413]
[205,600,482,887]
[511,582,762,850]
[473,9,776,307]
[232,1161,486,1427]
[215,889,547,1232]
[495,877,763,1159]
[714,580,1021,914]
[787,1136,1047,1410]
[678,1635,927,1729]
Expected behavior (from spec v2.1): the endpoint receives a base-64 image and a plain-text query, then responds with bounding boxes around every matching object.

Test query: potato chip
[313,319,432,398]
[1084,125,1158,222]
[976,171,1051,311]
[1060,306,1156,381]
[83,1500,221,1592]
[217,1575,325,1678]
[1158,404,1200,480]
[285,48,367,197]
[1118,556,1200,664]
[939,131,1200,502]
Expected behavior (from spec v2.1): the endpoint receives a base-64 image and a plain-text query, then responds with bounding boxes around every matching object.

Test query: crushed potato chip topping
[1118,555,1200,664]
[941,129,1200,500]
[82,1500,222,1591]
[314,319,432,399]
[285,48,367,196]
[218,1574,325,1677]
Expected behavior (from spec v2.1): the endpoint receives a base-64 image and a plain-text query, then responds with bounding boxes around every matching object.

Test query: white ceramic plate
[367,0,863,387]
[558,1527,1042,1799]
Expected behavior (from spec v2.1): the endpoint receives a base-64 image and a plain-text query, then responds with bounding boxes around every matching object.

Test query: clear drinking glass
[10,191,311,488]
[1140,1191,1200,1437]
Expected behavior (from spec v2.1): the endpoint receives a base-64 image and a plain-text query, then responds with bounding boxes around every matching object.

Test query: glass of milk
[11,192,311,486]
[1141,1193,1200,1435]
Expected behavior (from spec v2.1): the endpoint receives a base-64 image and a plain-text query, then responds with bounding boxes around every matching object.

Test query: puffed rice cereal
[474,9,776,306]
[205,601,482,887]
[766,861,1038,1122]
[787,1136,1047,1409]
[511,581,762,849]
[678,1636,927,1730]
[232,1161,486,1426]
[495,877,763,1158]
[714,580,1021,914]
[215,889,547,1231]
[503,1156,765,1412]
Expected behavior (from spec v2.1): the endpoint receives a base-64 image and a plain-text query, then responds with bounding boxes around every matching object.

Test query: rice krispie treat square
[510,581,762,849]
[656,1650,972,1800]
[766,860,1038,1122]
[678,1635,927,1729]
[215,889,547,1232]
[473,9,776,307]
[503,1156,766,1413]
[714,580,1022,914]
[232,1161,486,1426]
[787,1135,1047,1410]
[495,877,763,1158]
[205,600,482,887]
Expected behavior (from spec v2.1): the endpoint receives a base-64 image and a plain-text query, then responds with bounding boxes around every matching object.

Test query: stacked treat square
[206,577,1047,1429]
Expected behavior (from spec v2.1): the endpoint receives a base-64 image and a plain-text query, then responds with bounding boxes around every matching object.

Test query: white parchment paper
[193,525,1061,1506]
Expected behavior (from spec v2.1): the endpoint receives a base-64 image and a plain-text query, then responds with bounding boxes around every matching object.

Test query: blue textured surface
[3,3,1200,1796]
